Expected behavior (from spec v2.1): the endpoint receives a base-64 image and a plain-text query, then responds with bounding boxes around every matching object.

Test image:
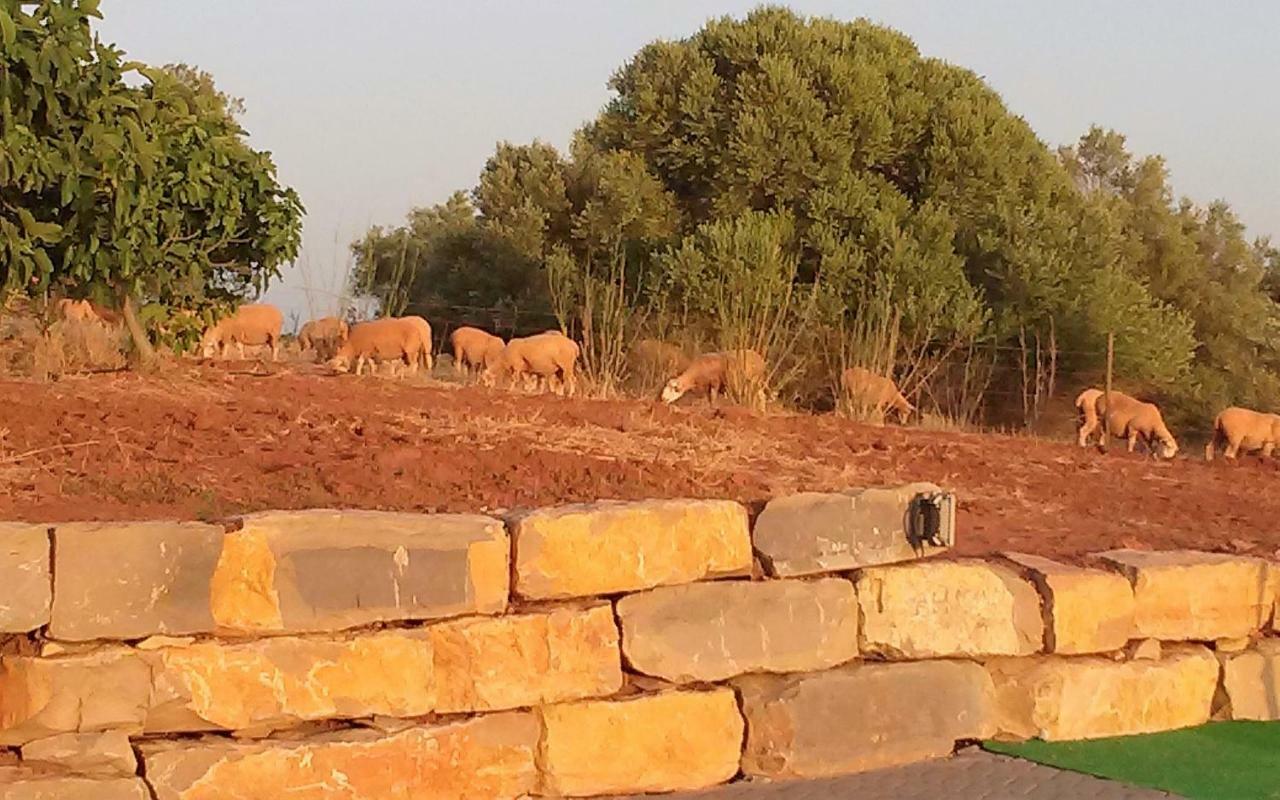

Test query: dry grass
[0,308,128,379]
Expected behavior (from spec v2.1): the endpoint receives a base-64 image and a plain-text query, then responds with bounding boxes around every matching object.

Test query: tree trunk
[120,292,156,366]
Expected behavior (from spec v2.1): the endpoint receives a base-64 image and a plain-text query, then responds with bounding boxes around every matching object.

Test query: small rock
[1127,638,1162,661]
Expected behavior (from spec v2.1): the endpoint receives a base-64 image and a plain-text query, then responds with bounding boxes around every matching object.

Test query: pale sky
[97,1,1280,322]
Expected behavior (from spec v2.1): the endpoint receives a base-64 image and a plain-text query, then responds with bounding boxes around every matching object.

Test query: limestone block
[737,660,996,778]
[50,522,223,641]
[617,578,858,682]
[141,714,539,800]
[538,689,743,796]
[429,602,621,713]
[1004,552,1134,654]
[0,647,151,746]
[0,525,50,633]
[987,645,1219,740]
[1217,639,1280,721]
[754,484,948,577]
[145,630,436,734]
[211,510,509,633]
[511,500,752,600]
[856,560,1042,658]
[0,772,149,800]
[20,730,137,777]
[1098,550,1277,641]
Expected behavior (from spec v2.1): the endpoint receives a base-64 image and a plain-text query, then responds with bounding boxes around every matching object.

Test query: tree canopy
[355,6,1273,425]
[0,0,303,355]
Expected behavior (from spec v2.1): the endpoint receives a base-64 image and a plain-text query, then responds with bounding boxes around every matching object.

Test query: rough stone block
[141,714,539,800]
[50,522,223,641]
[1217,639,1280,721]
[1098,550,1277,641]
[145,630,436,734]
[737,660,996,779]
[617,578,858,682]
[211,510,509,633]
[1003,552,1134,654]
[0,648,151,746]
[0,524,50,633]
[0,772,149,800]
[538,689,743,796]
[754,484,948,577]
[429,601,621,713]
[511,499,751,600]
[20,730,137,777]
[856,560,1042,658]
[987,645,1219,740]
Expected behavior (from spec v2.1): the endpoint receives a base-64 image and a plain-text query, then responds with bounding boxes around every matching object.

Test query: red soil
[1,361,1276,561]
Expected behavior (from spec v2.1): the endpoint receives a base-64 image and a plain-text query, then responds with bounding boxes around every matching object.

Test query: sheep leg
[707,385,718,408]
[236,341,246,360]
[1127,431,1138,453]
[1225,439,1240,460]
[1076,419,1096,447]
[1263,442,1275,459]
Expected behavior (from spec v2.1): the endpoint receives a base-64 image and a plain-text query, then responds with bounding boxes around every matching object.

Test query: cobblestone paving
[623,751,1179,799]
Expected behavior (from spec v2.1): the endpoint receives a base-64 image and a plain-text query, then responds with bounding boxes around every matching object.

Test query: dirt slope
[0,362,1274,561]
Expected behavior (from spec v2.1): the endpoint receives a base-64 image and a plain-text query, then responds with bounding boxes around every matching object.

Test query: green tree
[0,0,303,360]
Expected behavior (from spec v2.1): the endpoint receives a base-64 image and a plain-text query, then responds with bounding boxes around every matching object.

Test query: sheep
[484,332,580,396]
[841,366,914,422]
[660,349,766,407]
[402,315,435,371]
[629,339,689,388]
[1074,388,1104,446]
[200,303,284,361]
[328,317,427,377]
[450,326,505,377]
[55,299,120,326]
[1093,390,1178,459]
[1205,406,1280,461]
[297,316,349,361]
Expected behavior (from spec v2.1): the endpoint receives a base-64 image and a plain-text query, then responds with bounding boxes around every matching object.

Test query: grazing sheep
[1205,406,1280,461]
[1074,388,1104,446]
[1094,390,1178,459]
[629,339,689,387]
[329,317,427,377]
[55,299,120,326]
[660,349,766,407]
[402,315,434,371]
[450,326,505,376]
[297,316,350,360]
[200,303,284,361]
[484,332,580,396]
[841,366,914,422]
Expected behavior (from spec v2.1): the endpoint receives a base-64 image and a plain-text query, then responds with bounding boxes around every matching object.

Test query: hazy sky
[97,1,1279,321]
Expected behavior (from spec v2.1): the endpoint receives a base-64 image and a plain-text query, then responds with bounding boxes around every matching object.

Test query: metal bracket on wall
[907,491,956,551]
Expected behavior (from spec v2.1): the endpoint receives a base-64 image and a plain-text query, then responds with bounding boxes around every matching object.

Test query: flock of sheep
[57,299,1280,462]
[1074,387,1280,463]
[196,303,921,413]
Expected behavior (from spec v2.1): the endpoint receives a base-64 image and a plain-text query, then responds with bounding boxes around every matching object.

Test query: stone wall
[0,490,1277,798]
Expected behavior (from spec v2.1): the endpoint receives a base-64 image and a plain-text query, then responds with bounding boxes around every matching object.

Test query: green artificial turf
[986,722,1280,799]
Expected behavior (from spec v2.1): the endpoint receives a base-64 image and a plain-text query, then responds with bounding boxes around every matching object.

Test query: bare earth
[1,361,1276,562]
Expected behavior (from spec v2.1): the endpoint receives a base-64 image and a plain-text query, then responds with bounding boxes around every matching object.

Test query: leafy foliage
[355,7,1274,425]
[0,0,303,354]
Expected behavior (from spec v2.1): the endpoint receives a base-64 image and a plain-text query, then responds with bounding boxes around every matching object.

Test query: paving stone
[538,689,743,796]
[617,578,858,683]
[211,510,509,633]
[987,645,1218,740]
[20,730,137,777]
[737,660,996,779]
[141,713,539,800]
[50,522,223,641]
[0,524,50,633]
[0,772,149,800]
[1003,552,1134,654]
[857,560,1042,658]
[1216,638,1280,720]
[1098,550,1277,641]
[753,484,947,577]
[512,499,752,600]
